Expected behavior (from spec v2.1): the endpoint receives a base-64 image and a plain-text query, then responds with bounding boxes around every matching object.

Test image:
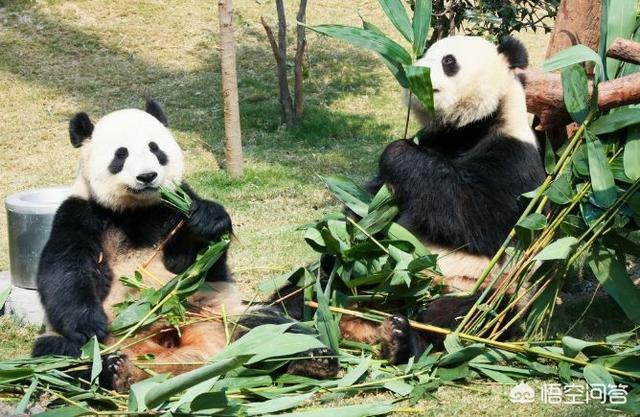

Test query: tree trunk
[293,0,308,121]
[536,0,601,147]
[218,0,243,177]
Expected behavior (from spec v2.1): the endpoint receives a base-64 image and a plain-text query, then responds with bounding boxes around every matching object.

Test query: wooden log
[606,37,640,65]
[522,70,640,131]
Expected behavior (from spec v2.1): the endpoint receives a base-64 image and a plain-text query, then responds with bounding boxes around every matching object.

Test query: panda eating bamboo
[32,100,339,391]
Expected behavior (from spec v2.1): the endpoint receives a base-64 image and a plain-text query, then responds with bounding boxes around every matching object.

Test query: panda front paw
[100,353,135,392]
[188,199,232,241]
[287,347,340,379]
[380,315,423,365]
[59,307,109,345]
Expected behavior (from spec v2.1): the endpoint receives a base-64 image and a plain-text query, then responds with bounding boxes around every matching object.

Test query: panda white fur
[288,36,546,363]
[32,100,338,391]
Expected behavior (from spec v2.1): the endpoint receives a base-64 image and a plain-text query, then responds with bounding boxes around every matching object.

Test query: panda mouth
[128,186,159,194]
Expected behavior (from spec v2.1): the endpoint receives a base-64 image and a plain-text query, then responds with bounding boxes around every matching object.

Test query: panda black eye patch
[108,147,129,174]
[441,54,459,77]
[149,141,168,166]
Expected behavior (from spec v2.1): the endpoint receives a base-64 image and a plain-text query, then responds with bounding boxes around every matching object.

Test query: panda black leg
[100,353,135,392]
[380,315,426,365]
[287,347,340,379]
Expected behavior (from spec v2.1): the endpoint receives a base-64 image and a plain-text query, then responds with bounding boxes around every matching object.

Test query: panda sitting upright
[32,100,338,390]
[305,36,546,363]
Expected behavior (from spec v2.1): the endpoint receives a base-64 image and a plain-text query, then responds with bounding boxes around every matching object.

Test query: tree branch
[522,70,640,131]
[606,38,640,65]
[260,15,294,125]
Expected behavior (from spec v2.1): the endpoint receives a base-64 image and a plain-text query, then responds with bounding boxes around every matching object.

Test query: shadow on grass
[0,5,394,172]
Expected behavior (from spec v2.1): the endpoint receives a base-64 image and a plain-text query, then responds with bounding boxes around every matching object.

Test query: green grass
[1,1,624,415]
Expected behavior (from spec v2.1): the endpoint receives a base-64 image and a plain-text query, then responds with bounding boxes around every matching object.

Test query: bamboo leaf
[320,175,371,218]
[587,245,640,324]
[144,356,250,409]
[378,0,413,43]
[591,108,640,135]
[561,64,590,123]
[624,125,640,180]
[15,378,38,414]
[315,280,341,352]
[80,337,102,385]
[517,213,547,230]
[386,222,430,257]
[602,0,638,79]
[262,402,393,417]
[306,24,412,66]
[33,406,91,417]
[361,20,410,88]
[544,138,556,174]
[403,65,434,114]
[543,44,605,82]
[412,0,431,57]
[561,336,616,358]
[544,173,574,204]
[337,356,371,387]
[533,237,579,261]
[583,364,615,389]
[585,130,617,208]
[245,392,314,416]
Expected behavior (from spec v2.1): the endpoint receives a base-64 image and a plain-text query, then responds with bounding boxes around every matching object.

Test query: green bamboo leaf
[144,356,250,409]
[15,378,38,415]
[412,0,431,57]
[544,138,556,174]
[624,125,640,180]
[602,0,638,79]
[587,245,640,324]
[33,406,91,417]
[585,130,617,208]
[591,108,640,135]
[245,392,314,416]
[583,364,615,389]
[543,44,605,82]
[80,336,102,385]
[315,280,341,352]
[558,361,572,385]
[544,173,573,204]
[561,64,590,123]
[378,0,413,43]
[306,24,412,65]
[361,20,409,88]
[517,213,547,230]
[337,356,371,387]
[533,237,579,261]
[110,302,151,333]
[386,222,430,257]
[263,402,393,417]
[320,175,371,218]
[561,336,616,358]
[471,364,516,384]
[403,65,434,114]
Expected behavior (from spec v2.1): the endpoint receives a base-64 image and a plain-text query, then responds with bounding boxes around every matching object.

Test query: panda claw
[287,347,340,379]
[380,314,417,365]
[100,352,134,392]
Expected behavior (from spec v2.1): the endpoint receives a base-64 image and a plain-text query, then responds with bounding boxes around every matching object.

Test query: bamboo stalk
[304,301,640,380]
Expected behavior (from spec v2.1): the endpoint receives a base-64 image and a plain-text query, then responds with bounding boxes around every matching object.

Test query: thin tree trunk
[218,0,243,177]
[293,0,308,121]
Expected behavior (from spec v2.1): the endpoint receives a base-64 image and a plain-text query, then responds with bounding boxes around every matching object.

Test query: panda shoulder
[52,196,103,232]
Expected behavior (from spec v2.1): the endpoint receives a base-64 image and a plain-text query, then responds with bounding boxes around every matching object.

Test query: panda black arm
[379,138,544,255]
[36,198,110,349]
[180,182,232,241]
[162,183,232,282]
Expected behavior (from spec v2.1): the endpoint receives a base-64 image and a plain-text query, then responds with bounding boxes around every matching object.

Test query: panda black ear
[145,99,168,127]
[497,36,528,69]
[69,112,94,148]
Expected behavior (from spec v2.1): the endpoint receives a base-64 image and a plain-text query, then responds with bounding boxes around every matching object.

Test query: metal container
[5,187,70,289]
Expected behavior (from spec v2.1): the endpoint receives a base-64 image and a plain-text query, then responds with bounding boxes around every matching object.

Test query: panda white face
[414,36,517,128]
[71,105,184,211]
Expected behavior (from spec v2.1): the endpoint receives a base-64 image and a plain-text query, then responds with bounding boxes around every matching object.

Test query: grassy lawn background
[0,1,625,415]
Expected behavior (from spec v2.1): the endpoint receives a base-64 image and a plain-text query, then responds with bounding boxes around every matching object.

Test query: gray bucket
[5,187,70,289]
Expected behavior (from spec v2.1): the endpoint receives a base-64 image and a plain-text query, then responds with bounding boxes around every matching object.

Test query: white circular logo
[510,382,535,403]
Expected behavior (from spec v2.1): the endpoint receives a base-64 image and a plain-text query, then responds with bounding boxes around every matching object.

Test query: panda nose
[136,172,158,184]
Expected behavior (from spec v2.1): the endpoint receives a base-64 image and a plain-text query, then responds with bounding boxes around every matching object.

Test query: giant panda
[32,100,338,391]
[274,36,546,364]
